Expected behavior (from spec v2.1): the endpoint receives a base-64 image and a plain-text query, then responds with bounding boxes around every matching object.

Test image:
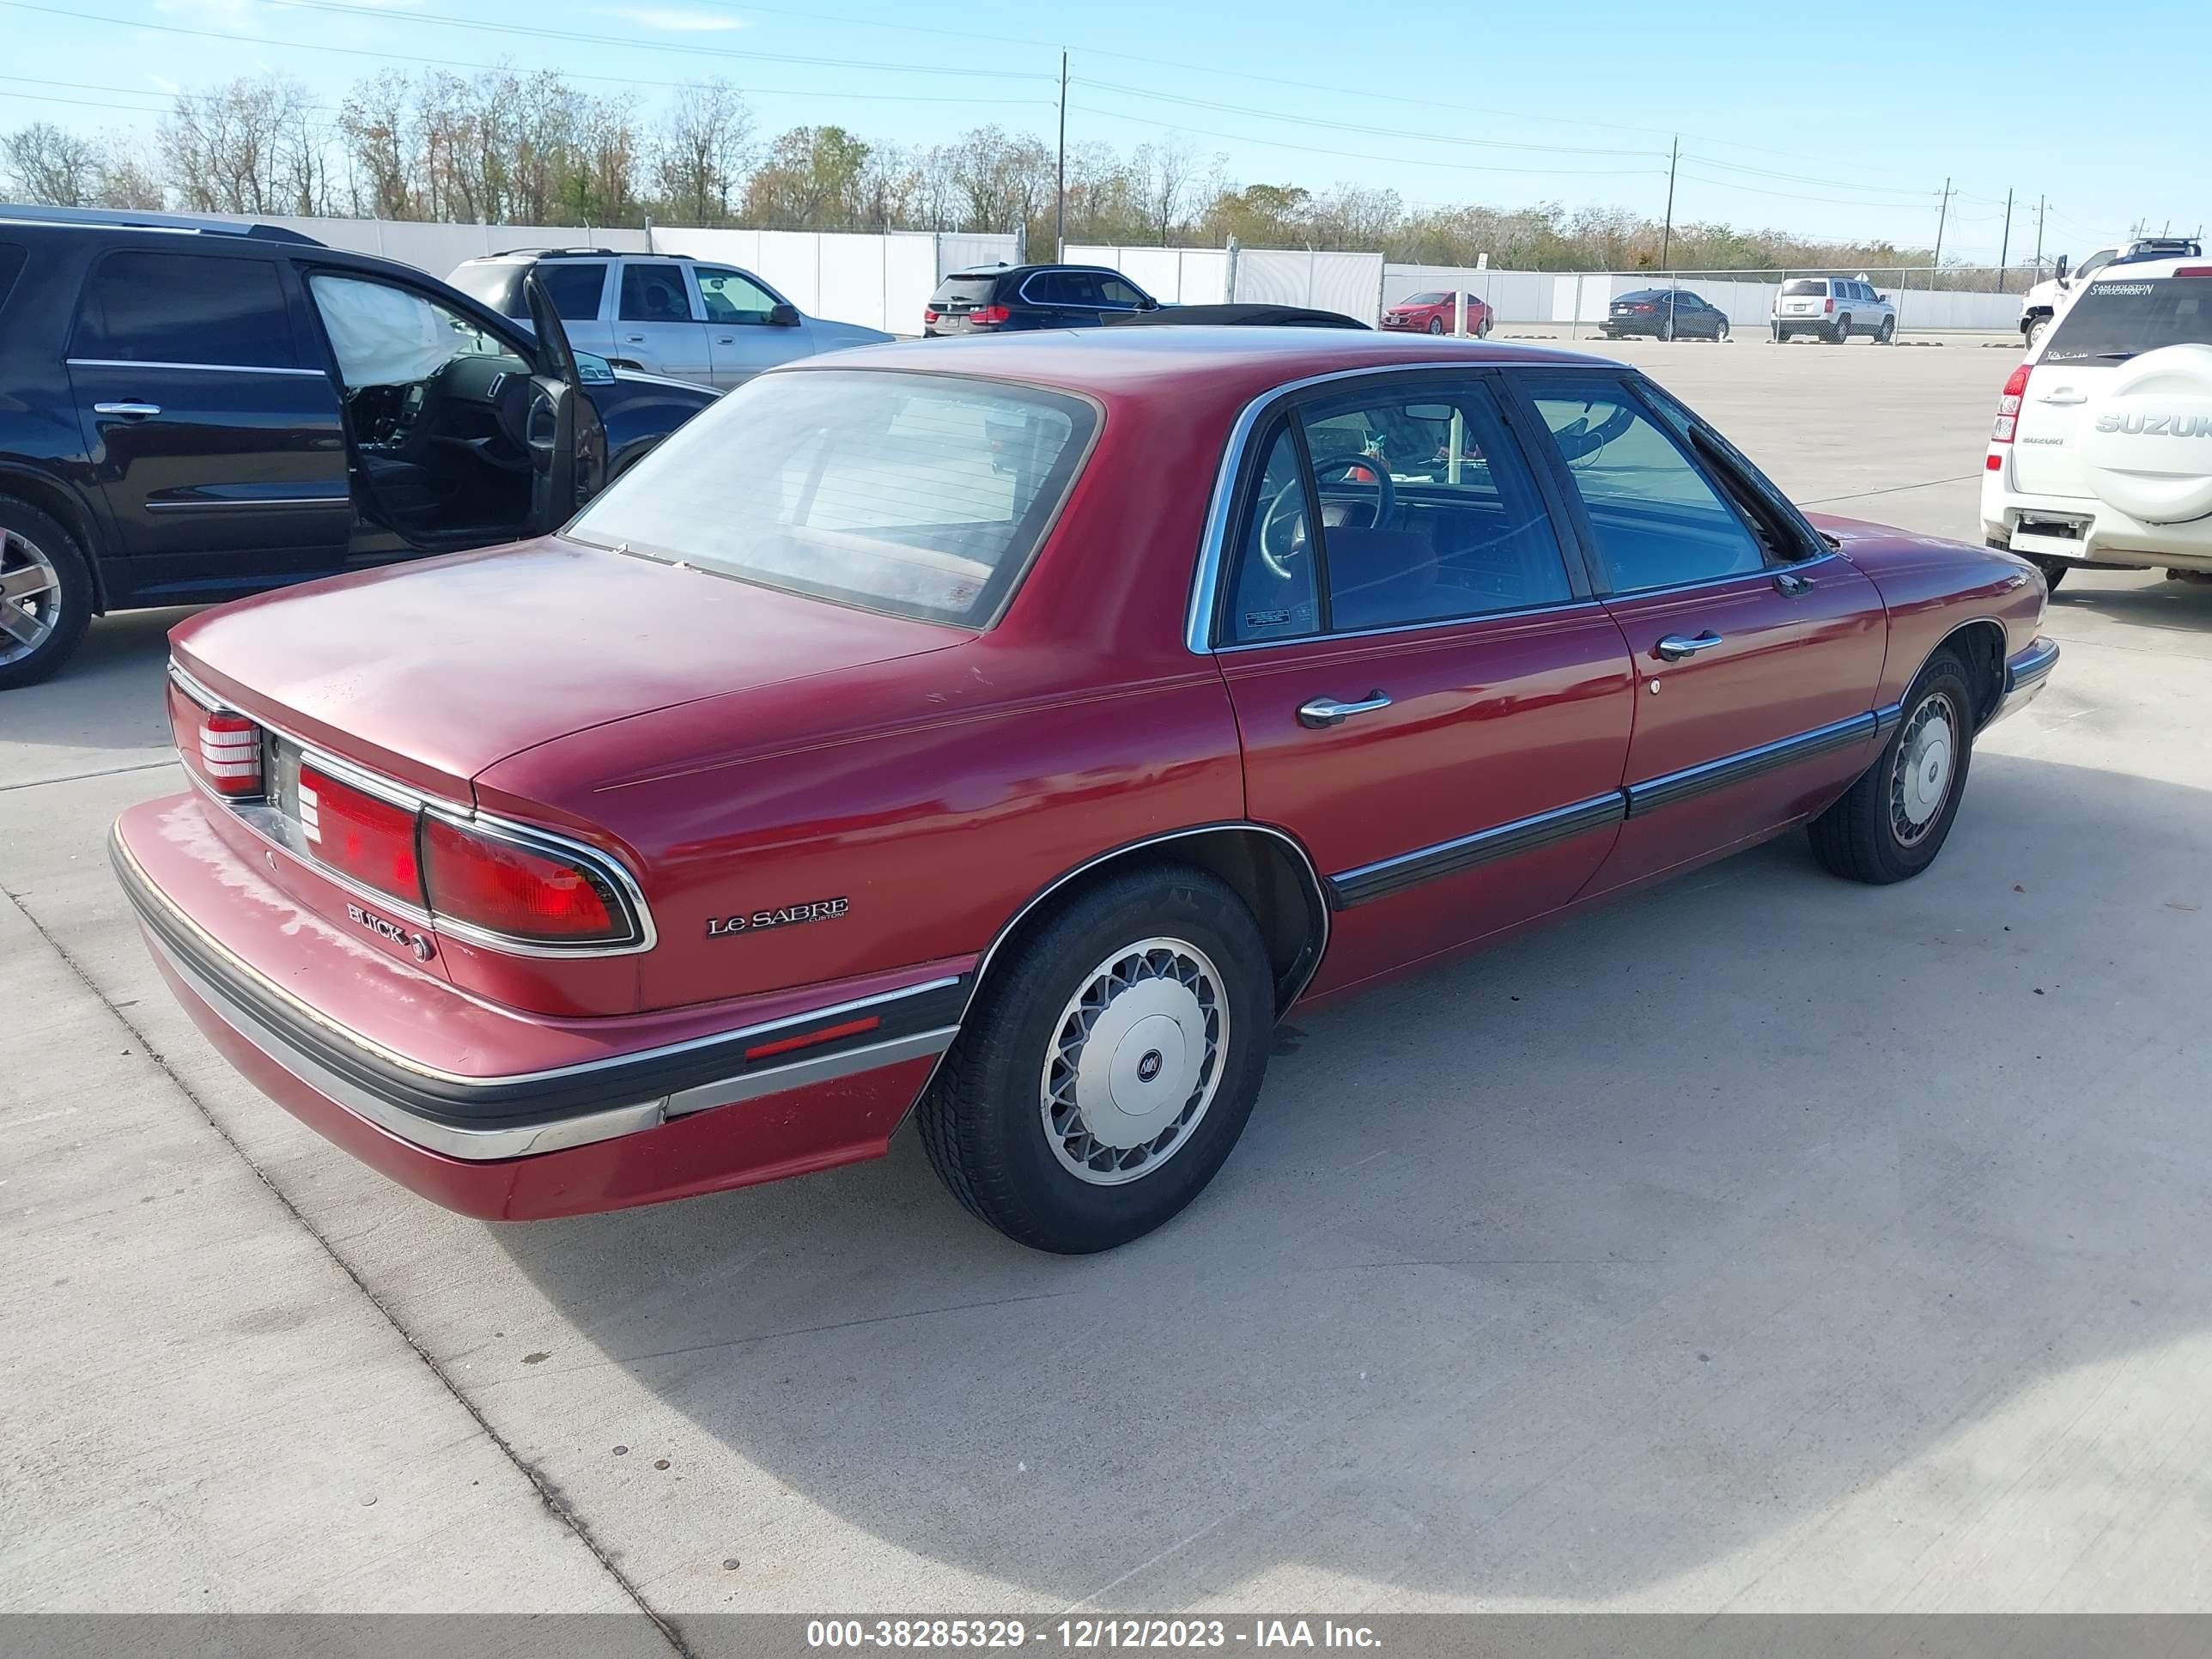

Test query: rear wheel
[1831,314,1852,343]
[1658,313,1675,342]
[916,866,1275,1253]
[0,497,94,692]
[1808,651,1976,884]
[2025,315,2051,350]
[2028,555,2069,592]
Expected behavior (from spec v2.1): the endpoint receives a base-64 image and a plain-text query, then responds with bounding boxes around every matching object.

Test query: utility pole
[1658,135,1679,271]
[1054,51,1068,260]
[1930,176,1954,291]
[1997,187,2013,293]
[2033,194,2045,274]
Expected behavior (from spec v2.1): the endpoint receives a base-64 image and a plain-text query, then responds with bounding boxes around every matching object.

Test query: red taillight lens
[1992,362,2032,443]
[422,817,622,943]
[168,680,263,798]
[923,307,939,323]
[2176,266,2212,278]
[298,763,422,902]
[969,304,1011,326]
[1824,297,1835,313]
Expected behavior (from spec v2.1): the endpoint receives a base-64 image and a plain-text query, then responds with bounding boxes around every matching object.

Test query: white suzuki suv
[1983,256,2212,591]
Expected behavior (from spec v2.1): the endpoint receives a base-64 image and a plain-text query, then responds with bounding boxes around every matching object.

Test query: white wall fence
[205,214,1022,335]
[1385,264,2022,333]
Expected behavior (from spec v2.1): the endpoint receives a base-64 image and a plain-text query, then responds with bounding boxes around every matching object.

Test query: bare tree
[3,123,106,206]
[160,76,331,216]
[653,79,753,224]
[1130,137,1207,245]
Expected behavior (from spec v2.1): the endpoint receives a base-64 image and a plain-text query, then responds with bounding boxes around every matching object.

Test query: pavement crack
[0,879,697,1657]
[0,757,180,793]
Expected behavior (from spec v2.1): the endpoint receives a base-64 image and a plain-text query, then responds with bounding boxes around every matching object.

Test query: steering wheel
[1257,452,1398,580]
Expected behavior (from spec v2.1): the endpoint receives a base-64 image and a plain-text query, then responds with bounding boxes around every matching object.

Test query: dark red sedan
[1382,290,1492,337]
[115,331,2056,1253]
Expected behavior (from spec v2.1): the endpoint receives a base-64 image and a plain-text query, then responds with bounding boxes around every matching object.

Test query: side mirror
[2055,254,2070,284]
[768,301,801,327]
[1137,296,1160,311]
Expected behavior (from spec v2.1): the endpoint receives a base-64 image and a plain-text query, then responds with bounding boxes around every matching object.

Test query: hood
[171,537,966,799]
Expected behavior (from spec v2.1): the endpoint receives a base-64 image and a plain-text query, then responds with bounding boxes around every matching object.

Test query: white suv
[1771,276,1897,343]
[1982,256,2212,590]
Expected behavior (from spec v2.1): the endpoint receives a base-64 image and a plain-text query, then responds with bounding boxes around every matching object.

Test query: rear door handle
[1654,631,1724,661]
[93,402,161,417]
[1297,691,1392,728]
[2036,389,2087,405]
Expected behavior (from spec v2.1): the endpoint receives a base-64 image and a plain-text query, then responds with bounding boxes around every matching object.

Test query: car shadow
[2050,572,2212,634]
[488,749,2212,1611]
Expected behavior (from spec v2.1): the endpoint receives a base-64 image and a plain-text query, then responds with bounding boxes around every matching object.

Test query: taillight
[168,678,263,799]
[1991,362,2031,444]
[298,763,422,903]
[422,817,624,944]
[1824,297,1835,313]
[923,307,939,323]
[969,304,1011,326]
[2177,266,2212,279]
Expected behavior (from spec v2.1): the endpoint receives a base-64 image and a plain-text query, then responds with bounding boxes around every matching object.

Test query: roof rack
[0,203,321,244]
[479,246,628,258]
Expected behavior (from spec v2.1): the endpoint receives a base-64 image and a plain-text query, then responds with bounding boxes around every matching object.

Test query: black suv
[922,263,1159,336]
[0,207,718,689]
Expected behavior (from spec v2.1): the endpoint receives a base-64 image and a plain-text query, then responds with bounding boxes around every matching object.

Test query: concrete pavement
[3,340,2209,1623]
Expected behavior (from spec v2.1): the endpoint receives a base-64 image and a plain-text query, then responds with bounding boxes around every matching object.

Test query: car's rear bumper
[1981,474,2212,570]
[113,794,969,1219]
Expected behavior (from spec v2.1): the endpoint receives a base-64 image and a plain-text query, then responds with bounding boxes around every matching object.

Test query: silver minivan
[449,250,893,389]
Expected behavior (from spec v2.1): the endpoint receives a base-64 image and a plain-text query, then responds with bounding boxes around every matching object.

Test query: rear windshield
[1782,278,1828,296]
[2044,276,2212,365]
[565,369,1097,627]
[1402,291,1449,306]
[447,263,521,315]
[930,275,1000,306]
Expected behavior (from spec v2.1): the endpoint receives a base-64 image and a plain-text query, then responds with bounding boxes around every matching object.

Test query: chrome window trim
[167,661,659,959]
[1183,359,1612,656]
[1015,270,1144,311]
[1212,596,1607,656]
[67,357,329,378]
[1577,550,1844,605]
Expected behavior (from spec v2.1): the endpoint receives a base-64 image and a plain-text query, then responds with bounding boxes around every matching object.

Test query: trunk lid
[172,536,967,797]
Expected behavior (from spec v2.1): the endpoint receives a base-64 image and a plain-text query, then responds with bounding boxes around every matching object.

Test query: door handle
[93,402,161,418]
[1297,691,1391,728]
[623,333,646,343]
[714,335,736,343]
[1774,568,1811,596]
[2035,389,2087,405]
[1654,631,1724,661]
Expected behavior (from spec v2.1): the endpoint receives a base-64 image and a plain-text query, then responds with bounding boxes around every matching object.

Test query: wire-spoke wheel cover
[1890,690,1959,847]
[0,527,64,667]
[1040,936,1229,1187]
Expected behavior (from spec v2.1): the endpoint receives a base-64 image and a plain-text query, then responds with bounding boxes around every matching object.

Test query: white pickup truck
[2020,239,2202,349]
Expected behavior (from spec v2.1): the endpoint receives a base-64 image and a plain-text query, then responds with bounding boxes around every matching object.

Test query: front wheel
[1808,651,1976,884]
[1876,315,1896,343]
[1427,316,1446,335]
[1713,321,1729,343]
[916,866,1276,1253]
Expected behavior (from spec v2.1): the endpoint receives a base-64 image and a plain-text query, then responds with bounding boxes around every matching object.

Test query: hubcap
[1040,937,1228,1187]
[0,528,63,666]
[1889,690,1958,846]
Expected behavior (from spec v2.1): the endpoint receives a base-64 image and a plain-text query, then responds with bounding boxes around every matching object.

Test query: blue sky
[3,0,2202,263]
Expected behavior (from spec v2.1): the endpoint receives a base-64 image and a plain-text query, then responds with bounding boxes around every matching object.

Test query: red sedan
[115,331,2056,1253]
[1382,289,1492,336]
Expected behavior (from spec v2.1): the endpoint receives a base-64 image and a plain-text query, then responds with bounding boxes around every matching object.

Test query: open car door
[524,272,610,534]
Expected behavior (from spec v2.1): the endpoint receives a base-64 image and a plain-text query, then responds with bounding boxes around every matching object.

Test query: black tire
[2028,556,2069,593]
[0,496,95,692]
[1427,316,1446,335]
[916,865,1276,1253]
[1876,315,1896,344]
[1658,313,1675,342]
[2025,316,2050,351]
[1773,325,1788,343]
[1808,650,1977,884]
[1831,315,1851,343]
[1713,320,1729,343]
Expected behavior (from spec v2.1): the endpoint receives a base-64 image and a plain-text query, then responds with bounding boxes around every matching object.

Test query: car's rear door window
[534,261,611,321]
[2043,276,2212,364]
[72,250,298,368]
[565,368,1096,627]
[1518,374,1766,593]
[619,262,695,323]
